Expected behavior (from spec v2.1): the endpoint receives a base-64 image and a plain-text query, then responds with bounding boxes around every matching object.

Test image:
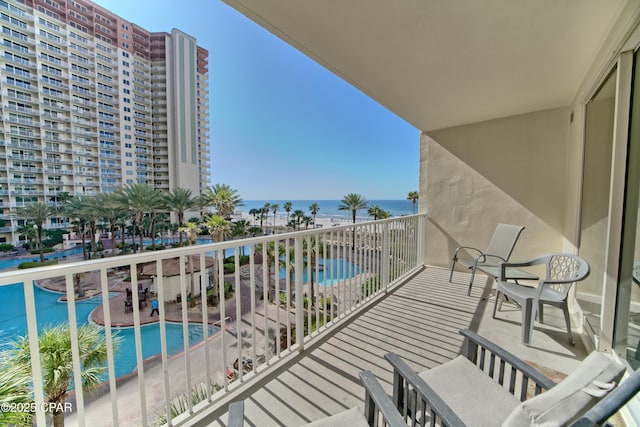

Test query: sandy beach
[236,211,356,230]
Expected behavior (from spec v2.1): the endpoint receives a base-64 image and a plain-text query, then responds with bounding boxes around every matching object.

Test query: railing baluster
[130,262,148,424]
[314,235,320,331]
[157,259,172,425]
[284,239,292,349]
[219,250,229,388]
[261,244,269,361]
[249,244,258,369]
[178,256,192,414]
[499,359,506,385]
[274,240,281,352]
[0,215,425,425]
[294,235,304,349]
[234,247,243,381]
[99,267,120,425]
[200,253,212,397]
[65,272,85,426]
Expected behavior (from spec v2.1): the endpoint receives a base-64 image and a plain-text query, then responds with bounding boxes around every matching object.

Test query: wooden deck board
[206,266,588,426]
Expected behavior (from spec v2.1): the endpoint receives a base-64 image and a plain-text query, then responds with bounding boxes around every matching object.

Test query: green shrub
[30,247,54,255]
[18,260,58,269]
[145,245,166,251]
[0,243,14,252]
[223,263,235,274]
[224,281,233,299]
[224,255,250,265]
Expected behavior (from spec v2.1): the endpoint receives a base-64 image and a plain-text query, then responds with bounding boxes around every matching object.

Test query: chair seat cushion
[303,407,369,427]
[419,355,521,426]
[502,351,625,427]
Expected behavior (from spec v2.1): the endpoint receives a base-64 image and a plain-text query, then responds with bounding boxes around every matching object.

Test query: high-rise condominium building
[0,0,210,244]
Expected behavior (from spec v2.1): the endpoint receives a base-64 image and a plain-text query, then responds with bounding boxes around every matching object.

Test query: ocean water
[238,199,417,222]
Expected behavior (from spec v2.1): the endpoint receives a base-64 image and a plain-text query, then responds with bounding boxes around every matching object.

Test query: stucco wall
[421,107,570,267]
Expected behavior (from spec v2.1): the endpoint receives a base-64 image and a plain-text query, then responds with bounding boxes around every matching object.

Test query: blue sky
[94,0,419,200]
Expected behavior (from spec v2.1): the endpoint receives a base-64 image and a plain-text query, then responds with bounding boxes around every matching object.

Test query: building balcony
[0,215,599,426]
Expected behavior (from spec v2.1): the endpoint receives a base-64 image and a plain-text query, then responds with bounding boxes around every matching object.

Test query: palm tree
[14,202,55,262]
[339,193,367,250]
[291,209,305,230]
[283,201,293,224]
[204,214,231,246]
[177,222,201,308]
[4,323,118,427]
[82,196,105,258]
[407,191,419,214]
[248,208,260,226]
[256,241,284,302]
[95,193,126,257]
[147,194,167,251]
[271,203,279,230]
[178,221,200,246]
[338,193,368,224]
[204,215,231,307]
[367,205,391,220]
[302,215,313,229]
[231,219,250,254]
[231,219,250,237]
[0,360,32,426]
[165,187,201,244]
[64,197,89,259]
[309,202,320,225]
[16,223,36,252]
[259,203,270,231]
[206,183,243,219]
[118,183,164,253]
[303,236,326,307]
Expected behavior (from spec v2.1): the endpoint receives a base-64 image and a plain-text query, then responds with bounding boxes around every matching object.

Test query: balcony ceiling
[221,0,627,131]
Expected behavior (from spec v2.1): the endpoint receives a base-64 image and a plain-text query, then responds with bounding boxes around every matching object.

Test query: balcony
[0,215,593,426]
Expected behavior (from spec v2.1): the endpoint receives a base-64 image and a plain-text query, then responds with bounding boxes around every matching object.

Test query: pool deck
[35,268,263,329]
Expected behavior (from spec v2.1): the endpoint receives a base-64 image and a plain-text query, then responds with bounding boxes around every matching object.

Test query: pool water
[0,246,85,270]
[279,257,362,286]
[0,283,218,379]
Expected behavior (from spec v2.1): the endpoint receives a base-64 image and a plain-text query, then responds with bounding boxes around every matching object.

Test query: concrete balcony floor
[203,266,589,426]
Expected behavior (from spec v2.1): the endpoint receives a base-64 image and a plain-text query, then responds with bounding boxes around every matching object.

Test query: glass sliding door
[578,67,617,338]
[616,48,640,369]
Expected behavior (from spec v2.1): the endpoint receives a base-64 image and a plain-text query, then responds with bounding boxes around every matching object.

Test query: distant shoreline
[236,199,417,224]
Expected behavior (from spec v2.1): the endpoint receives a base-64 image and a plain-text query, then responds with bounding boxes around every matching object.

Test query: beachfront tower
[0,0,210,245]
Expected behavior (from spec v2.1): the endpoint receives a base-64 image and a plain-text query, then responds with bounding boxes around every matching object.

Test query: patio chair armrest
[359,370,407,427]
[459,329,556,399]
[384,353,466,426]
[499,257,545,281]
[453,245,483,260]
[227,401,244,427]
[476,253,507,265]
[569,368,640,427]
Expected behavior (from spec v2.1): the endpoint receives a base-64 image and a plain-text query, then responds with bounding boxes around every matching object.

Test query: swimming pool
[0,283,218,379]
[0,246,85,271]
[279,257,362,286]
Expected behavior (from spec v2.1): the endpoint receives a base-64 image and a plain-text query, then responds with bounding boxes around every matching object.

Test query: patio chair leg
[449,259,457,282]
[562,304,574,346]
[538,303,544,323]
[522,298,534,345]
[467,267,476,296]
[492,291,501,318]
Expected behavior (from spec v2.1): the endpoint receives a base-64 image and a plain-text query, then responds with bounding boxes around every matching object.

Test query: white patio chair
[449,224,525,295]
[492,253,590,345]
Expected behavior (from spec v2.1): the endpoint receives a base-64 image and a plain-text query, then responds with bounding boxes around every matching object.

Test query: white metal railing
[0,214,425,426]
